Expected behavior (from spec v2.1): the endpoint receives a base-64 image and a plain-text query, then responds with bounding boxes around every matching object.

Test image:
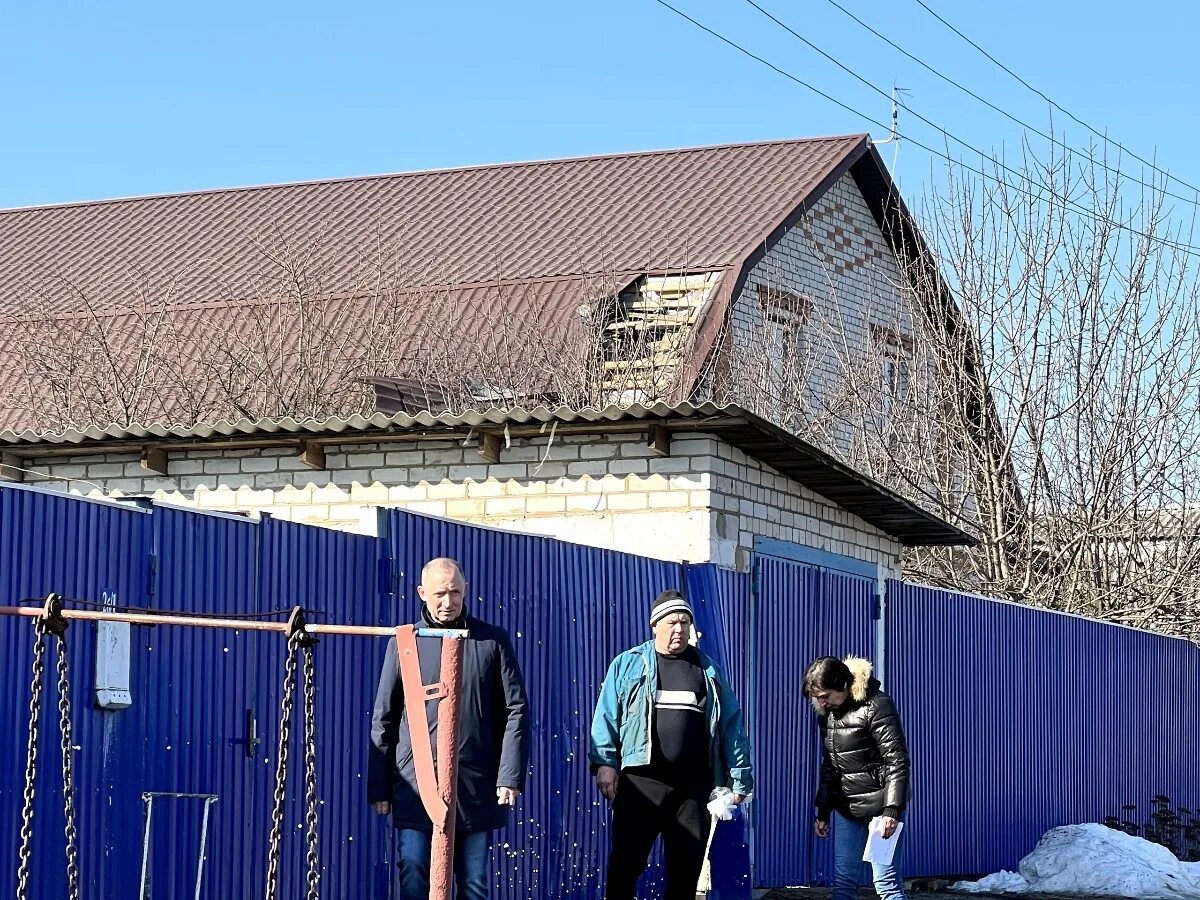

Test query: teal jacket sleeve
[717,676,754,795]
[589,656,624,773]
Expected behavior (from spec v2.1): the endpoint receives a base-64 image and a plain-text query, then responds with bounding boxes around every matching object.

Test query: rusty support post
[429,635,464,900]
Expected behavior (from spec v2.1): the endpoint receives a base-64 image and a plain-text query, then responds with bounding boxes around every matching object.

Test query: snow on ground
[953,824,1200,898]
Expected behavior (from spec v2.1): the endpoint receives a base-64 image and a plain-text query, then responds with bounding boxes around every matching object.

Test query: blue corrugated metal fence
[0,486,151,900]
[4,482,1200,896]
[888,581,1200,878]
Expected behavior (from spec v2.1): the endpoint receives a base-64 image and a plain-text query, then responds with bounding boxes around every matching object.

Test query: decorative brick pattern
[729,171,917,456]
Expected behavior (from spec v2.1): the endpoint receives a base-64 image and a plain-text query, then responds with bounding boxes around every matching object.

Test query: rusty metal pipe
[0,606,290,632]
[0,606,466,639]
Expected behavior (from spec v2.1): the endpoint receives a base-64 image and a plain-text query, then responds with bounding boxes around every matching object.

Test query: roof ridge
[0,134,869,216]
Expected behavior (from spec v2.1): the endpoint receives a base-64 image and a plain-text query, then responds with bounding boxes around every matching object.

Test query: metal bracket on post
[285,606,317,649]
[395,624,468,900]
[41,593,68,639]
[875,564,888,691]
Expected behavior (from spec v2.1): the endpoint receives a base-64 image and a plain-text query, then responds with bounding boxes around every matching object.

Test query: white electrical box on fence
[95,619,132,709]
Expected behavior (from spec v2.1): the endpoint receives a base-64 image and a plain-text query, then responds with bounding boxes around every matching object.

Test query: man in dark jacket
[369,558,529,900]
[804,655,910,900]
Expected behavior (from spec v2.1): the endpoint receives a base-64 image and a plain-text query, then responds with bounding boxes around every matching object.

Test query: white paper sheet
[863,818,904,866]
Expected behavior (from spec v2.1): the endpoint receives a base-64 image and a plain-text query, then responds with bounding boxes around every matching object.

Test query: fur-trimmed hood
[844,655,876,703]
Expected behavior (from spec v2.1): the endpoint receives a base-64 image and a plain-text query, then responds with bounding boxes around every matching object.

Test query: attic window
[752,284,811,430]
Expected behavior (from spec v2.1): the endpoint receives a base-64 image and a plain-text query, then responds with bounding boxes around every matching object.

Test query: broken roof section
[0,135,870,432]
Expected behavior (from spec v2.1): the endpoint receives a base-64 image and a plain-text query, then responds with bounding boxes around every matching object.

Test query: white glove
[707,787,749,821]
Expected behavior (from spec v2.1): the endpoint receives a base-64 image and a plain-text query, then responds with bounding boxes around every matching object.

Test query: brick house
[0,136,975,573]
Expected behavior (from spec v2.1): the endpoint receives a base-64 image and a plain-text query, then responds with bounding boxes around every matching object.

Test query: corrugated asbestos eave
[0,401,973,549]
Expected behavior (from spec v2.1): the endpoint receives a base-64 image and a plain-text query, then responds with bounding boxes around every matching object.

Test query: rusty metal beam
[430,636,464,900]
[0,604,464,638]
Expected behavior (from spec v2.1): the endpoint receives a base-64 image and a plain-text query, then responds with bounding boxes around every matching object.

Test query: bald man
[369,558,529,900]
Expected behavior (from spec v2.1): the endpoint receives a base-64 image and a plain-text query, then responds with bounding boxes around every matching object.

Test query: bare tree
[700,140,1200,639]
[7,228,696,431]
[785,144,1200,639]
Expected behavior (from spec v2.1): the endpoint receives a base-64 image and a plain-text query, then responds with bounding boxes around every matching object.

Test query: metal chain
[15,620,48,900]
[302,646,321,900]
[56,634,81,900]
[263,630,300,900]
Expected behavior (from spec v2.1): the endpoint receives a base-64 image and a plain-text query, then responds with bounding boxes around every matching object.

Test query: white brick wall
[21,429,903,575]
[704,440,899,572]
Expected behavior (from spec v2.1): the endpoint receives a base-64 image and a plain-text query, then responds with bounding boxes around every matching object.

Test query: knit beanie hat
[649,589,694,627]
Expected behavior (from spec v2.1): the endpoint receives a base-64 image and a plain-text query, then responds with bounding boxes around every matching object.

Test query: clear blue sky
[2,0,1197,210]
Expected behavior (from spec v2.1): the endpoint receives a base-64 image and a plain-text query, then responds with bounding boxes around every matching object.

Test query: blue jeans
[832,812,906,900]
[397,828,490,900]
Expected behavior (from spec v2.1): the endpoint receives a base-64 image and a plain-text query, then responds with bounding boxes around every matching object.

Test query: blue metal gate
[749,553,877,888]
[142,504,263,899]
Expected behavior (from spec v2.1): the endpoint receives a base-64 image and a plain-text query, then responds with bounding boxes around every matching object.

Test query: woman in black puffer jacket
[804,656,910,900]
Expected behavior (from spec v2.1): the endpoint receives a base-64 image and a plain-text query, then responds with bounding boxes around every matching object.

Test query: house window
[871,324,914,426]
[756,284,811,424]
[883,353,910,402]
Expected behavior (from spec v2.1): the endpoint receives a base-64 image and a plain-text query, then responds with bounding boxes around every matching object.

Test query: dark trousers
[605,772,709,900]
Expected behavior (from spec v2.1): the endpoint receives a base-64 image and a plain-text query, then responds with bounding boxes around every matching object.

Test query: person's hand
[372,801,391,816]
[879,816,899,839]
[595,766,619,802]
[732,794,747,805]
[814,819,829,839]
[497,787,521,806]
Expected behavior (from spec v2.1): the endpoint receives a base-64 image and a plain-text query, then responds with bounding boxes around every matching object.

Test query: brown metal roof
[0,136,865,317]
[0,135,868,433]
[0,400,973,547]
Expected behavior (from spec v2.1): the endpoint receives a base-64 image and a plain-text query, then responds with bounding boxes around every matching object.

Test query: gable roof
[0,135,869,433]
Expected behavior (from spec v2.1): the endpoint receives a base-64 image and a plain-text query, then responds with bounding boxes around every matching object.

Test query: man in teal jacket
[589,590,753,900]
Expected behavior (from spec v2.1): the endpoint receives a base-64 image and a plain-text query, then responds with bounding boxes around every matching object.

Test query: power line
[908,0,1200,197]
[740,0,1200,225]
[648,0,1200,259]
[818,0,1200,208]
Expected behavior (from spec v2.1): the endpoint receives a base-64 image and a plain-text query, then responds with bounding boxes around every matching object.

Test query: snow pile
[953,824,1200,898]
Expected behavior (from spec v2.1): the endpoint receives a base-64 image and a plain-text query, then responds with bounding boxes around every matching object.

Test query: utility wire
[908,0,1200,197]
[650,0,1200,259]
[742,0,1196,223]
[819,0,1200,208]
